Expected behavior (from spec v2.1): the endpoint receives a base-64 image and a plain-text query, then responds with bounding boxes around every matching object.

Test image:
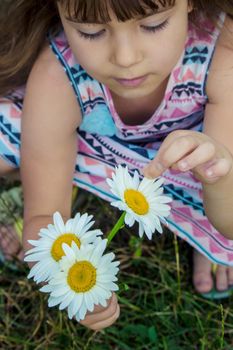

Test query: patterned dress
[1,14,233,266]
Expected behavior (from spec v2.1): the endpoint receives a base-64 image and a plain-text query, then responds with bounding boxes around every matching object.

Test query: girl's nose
[110,35,143,68]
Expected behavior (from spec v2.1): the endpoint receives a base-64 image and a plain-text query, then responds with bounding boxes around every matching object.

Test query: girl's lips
[114,75,148,87]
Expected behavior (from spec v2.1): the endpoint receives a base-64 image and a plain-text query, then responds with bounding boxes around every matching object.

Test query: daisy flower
[24,212,103,283]
[107,165,172,239]
[40,239,119,321]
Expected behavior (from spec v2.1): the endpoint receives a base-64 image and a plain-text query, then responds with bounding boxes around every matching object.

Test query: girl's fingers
[88,304,120,331]
[144,135,199,178]
[177,142,216,171]
[143,129,231,182]
[198,158,232,182]
[80,293,118,327]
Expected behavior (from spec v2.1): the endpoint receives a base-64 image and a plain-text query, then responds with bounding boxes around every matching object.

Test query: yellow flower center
[51,234,81,261]
[67,261,97,293]
[124,189,149,215]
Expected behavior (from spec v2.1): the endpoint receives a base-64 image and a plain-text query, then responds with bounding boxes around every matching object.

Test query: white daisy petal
[124,213,135,227]
[59,291,75,310]
[75,315,81,322]
[48,295,65,307]
[40,284,54,293]
[68,303,75,319]
[90,239,107,266]
[98,252,115,268]
[84,293,94,312]
[28,260,52,281]
[98,274,118,283]
[74,213,88,234]
[138,222,144,238]
[93,285,111,300]
[39,227,58,239]
[100,281,119,291]
[110,201,126,211]
[26,239,47,247]
[65,219,74,232]
[53,212,66,233]
[24,252,48,262]
[83,229,103,241]
[98,297,108,308]
[89,289,99,305]
[51,285,71,298]
[77,221,94,237]
[62,243,76,261]
[71,212,81,232]
[78,302,88,321]
[132,170,140,188]
[71,294,84,316]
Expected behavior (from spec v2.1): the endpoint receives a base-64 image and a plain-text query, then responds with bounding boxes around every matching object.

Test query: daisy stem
[107,212,126,245]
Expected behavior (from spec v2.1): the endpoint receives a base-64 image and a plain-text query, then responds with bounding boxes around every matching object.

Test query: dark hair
[0,0,232,95]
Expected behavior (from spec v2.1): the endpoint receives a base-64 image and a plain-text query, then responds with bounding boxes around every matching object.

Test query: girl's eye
[78,29,105,40]
[141,20,169,33]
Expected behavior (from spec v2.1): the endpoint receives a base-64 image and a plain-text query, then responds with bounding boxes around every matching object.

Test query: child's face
[58,0,191,100]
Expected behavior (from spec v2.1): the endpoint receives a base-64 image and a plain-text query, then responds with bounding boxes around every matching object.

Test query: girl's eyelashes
[77,29,105,40]
[140,19,169,33]
[77,19,169,41]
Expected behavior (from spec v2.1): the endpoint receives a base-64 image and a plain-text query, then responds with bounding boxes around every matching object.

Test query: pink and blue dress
[1,15,233,265]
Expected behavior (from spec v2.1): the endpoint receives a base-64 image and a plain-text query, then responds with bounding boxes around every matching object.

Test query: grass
[1,180,233,350]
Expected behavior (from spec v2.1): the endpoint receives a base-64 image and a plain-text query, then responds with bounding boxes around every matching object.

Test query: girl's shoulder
[206,15,233,103]
[25,43,82,129]
[213,15,233,64]
[32,44,71,86]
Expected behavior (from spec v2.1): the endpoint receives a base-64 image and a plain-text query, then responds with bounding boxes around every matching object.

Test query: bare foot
[193,250,233,293]
[0,224,24,261]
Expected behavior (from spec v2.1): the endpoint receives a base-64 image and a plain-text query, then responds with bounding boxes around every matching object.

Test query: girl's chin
[109,85,155,100]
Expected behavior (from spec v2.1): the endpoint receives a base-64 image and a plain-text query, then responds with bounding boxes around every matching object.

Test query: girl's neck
[110,77,169,126]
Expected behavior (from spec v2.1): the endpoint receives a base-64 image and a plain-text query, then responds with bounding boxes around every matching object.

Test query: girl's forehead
[58,0,176,23]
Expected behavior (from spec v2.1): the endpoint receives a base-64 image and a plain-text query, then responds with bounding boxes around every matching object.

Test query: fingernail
[179,161,188,170]
[206,169,213,177]
[143,162,164,179]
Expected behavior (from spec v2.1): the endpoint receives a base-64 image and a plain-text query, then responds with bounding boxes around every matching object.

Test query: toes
[193,250,213,293]
[0,225,23,261]
[228,266,233,286]
[193,272,213,293]
[215,266,228,291]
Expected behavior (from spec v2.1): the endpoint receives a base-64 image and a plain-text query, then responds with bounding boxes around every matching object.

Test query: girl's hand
[79,292,120,331]
[143,130,233,184]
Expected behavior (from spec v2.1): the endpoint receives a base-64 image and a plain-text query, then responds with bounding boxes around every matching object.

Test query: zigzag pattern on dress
[0,115,21,145]
[183,46,209,64]
[171,82,202,98]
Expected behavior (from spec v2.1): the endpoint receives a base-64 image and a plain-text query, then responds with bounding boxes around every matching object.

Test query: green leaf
[148,326,158,343]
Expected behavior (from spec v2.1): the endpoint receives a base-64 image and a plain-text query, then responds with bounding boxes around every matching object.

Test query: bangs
[58,0,176,23]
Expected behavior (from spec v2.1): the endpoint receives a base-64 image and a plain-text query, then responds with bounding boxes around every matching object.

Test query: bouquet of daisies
[24,165,171,322]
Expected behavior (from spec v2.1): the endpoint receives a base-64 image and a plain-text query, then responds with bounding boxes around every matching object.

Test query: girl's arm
[21,45,80,252]
[143,17,233,239]
[21,45,120,330]
[201,16,233,238]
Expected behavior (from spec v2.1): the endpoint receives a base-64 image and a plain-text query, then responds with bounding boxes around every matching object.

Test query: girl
[1,0,233,330]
